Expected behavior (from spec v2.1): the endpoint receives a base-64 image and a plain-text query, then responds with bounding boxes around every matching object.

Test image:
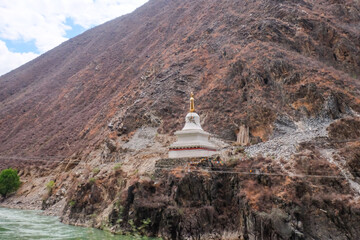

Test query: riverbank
[0,166,69,218]
[0,196,66,217]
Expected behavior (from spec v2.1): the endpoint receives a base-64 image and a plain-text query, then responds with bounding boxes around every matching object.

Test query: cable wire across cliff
[154,165,360,179]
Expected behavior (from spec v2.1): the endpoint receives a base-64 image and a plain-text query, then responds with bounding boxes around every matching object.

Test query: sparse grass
[128,219,136,232]
[92,167,100,174]
[123,217,152,237]
[132,169,139,176]
[115,204,125,224]
[235,146,245,154]
[118,205,124,215]
[227,157,240,167]
[138,218,151,235]
[46,180,55,193]
[117,178,126,188]
[100,220,110,231]
[177,208,184,216]
[89,177,96,184]
[113,163,122,170]
[69,200,76,207]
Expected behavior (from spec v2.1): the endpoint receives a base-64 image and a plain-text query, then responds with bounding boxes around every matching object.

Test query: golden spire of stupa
[190,92,195,112]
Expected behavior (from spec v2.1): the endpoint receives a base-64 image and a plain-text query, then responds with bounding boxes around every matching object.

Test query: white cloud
[0,40,38,76]
[0,0,148,75]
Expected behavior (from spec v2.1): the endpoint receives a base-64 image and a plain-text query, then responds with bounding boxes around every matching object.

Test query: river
[0,207,151,240]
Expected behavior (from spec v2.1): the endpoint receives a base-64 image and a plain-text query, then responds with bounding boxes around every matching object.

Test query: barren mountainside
[1,0,360,239]
[0,0,359,159]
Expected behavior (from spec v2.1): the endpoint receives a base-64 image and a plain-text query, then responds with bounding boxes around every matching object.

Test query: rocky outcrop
[56,156,360,239]
[327,117,360,141]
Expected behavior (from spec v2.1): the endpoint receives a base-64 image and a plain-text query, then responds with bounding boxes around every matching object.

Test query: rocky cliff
[0,0,360,239]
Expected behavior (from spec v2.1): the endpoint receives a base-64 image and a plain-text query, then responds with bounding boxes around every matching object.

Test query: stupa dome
[182,112,202,130]
[168,92,218,159]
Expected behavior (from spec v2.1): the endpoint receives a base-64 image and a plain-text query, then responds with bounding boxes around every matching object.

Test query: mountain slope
[0,0,359,161]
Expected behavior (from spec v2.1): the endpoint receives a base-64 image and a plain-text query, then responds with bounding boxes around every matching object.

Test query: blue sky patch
[2,38,39,54]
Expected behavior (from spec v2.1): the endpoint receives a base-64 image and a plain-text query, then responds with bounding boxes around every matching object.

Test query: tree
[0,168,21,198]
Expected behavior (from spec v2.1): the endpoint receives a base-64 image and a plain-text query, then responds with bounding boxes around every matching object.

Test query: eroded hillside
[0,0,359,160]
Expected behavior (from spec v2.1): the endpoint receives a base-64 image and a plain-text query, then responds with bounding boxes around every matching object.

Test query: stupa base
[168,147,217,159]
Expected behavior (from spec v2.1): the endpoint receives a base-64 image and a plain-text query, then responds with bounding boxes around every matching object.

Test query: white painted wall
[168,149,217,159]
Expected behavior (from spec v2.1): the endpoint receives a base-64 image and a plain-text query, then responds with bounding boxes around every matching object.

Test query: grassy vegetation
[46,180,55,193]
[89,177,96,184]
[92,167,100,174]
[69,200,76,207]
[113,163,122,170]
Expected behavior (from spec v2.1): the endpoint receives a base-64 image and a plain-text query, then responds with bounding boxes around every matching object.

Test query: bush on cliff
[0,168,21,198]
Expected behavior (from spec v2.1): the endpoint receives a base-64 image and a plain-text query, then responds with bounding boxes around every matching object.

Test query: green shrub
[127,218,151,236]
[0,168,21,198]
[46,180,55,193]
[92,168,100,174]
[138,218,151,234]
[69,200,76,207]
[89,177,96,184]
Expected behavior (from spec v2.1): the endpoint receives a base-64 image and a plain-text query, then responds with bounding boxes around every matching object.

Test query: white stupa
[168,93,218,159]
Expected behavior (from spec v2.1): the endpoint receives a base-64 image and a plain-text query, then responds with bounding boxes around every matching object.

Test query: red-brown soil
[0,0,359,164]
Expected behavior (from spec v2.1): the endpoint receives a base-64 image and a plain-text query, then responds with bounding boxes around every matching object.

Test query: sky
[0,0,148,76]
